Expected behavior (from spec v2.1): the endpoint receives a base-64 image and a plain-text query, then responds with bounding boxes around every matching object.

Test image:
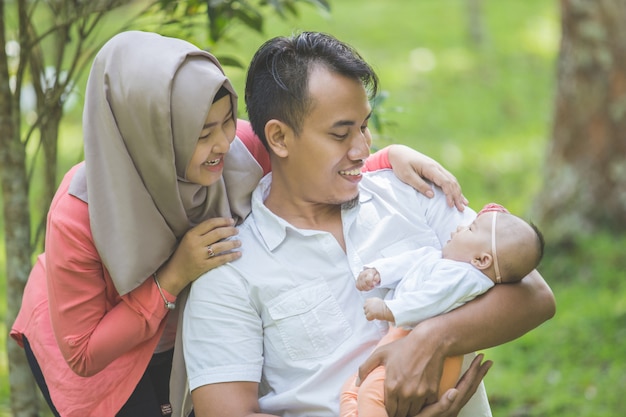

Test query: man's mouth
[339,168,361,176]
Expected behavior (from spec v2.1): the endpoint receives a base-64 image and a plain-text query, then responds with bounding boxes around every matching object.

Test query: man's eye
[332,133,349,140]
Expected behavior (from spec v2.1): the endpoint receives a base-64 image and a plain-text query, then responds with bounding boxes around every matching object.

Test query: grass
[3,0,625,416]
[485,233,626,416]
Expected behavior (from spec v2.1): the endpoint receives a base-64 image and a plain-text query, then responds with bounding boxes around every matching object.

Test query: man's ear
[265,119,291,158]
[471,253,493,271]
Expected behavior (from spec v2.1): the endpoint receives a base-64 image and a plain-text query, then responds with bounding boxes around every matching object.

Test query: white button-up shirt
[184,169,490,417]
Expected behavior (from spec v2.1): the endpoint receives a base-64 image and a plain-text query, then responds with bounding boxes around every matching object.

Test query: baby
[340,203,545,417]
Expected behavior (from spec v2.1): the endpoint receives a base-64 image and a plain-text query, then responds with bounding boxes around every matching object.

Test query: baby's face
[442,213,493,262]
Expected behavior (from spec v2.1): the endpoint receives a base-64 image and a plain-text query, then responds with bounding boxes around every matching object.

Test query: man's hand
[387,144,468,212]
[410,354,492,417]
[357,325,491,417]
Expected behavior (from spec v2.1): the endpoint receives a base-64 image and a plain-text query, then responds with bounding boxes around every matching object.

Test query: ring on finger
[207,245,215,258]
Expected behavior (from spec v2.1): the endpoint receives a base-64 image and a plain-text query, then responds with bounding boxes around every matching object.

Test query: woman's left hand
[387,144,468,212]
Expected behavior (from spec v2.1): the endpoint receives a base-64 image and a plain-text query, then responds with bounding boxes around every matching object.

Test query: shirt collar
[251,174,374,251]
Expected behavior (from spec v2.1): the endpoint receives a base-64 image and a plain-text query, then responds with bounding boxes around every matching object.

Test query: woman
[10,31,466,417]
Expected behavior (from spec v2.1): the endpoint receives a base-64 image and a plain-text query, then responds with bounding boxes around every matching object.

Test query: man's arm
[426,270,555,351]
[183,262,268,417]
[359,269,555,417]
[192,382,275,417]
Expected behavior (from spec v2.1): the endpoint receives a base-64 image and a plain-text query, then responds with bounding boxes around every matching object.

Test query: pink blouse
[11,162,175,416]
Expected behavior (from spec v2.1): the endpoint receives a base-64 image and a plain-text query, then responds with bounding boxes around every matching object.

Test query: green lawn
[3,1,625,416]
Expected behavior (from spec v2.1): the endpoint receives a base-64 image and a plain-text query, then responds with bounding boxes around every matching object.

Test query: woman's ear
[471,253,493,271]
[265,119,291,158]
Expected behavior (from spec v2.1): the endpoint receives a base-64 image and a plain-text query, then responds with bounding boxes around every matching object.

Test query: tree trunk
[0,49,41,417]
[533,0,626,245]
[0,1,41,415]
[465,0,486,47]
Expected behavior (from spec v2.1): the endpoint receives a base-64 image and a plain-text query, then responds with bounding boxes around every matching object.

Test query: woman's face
[185,95,236,186]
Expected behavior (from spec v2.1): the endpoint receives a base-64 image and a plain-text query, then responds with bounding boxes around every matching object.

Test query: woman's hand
[387,144,468,212]
[155,217,241,296]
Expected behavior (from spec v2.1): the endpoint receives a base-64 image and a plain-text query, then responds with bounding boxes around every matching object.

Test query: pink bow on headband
[477,203,509,216]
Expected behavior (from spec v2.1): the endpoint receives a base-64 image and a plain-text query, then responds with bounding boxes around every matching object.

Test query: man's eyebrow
[331,120,355,128]
[331,112,372,128]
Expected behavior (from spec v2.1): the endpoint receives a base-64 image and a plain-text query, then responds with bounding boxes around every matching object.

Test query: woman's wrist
[153,272,176,310]
[153,261,186,297]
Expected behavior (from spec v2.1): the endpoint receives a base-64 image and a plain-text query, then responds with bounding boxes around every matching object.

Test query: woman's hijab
[77,31,261,295]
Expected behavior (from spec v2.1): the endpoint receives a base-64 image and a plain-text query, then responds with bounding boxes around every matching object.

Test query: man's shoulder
[361,168,400,185]
[360,170,441,207]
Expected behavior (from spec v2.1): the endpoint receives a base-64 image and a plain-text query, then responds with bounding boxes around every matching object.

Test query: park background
[1,0,625,416]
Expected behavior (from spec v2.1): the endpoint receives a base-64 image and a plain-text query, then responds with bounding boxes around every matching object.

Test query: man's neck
[264,189,347,252]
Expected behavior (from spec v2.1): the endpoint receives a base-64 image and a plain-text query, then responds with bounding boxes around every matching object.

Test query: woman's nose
[214,129,233,153]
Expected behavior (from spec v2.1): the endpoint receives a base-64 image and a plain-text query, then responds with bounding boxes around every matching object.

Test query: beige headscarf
[78,31,262,295]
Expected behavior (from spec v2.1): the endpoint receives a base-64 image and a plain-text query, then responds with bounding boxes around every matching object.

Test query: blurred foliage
[145,0,330,67]
[486,232,626,416]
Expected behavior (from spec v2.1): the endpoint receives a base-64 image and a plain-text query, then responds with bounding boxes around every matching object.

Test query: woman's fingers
[195,247,242,277]
[203,238,242,261]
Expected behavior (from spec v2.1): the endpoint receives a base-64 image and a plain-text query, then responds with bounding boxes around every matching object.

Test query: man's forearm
[409,269,555,356]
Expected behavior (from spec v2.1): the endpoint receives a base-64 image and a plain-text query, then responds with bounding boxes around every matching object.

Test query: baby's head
[442,203,544,284]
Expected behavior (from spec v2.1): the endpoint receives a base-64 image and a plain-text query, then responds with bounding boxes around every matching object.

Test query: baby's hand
[363,298,388,321]
[357,267,381,291]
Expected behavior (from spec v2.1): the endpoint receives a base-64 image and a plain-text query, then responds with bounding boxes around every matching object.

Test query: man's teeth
[340,168,361,176]
[204,159,220,166]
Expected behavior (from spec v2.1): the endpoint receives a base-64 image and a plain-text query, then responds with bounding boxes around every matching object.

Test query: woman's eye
[199,131,212,140]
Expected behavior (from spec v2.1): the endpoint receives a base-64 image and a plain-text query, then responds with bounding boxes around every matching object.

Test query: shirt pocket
[266,280,352,361]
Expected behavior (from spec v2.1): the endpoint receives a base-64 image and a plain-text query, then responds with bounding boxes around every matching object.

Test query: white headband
[492,212,501,284]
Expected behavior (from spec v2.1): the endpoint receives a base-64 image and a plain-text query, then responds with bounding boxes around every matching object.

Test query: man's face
[284,66,372,206]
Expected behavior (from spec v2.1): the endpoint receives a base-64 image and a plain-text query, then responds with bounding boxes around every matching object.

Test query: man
[183,32,555,417]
